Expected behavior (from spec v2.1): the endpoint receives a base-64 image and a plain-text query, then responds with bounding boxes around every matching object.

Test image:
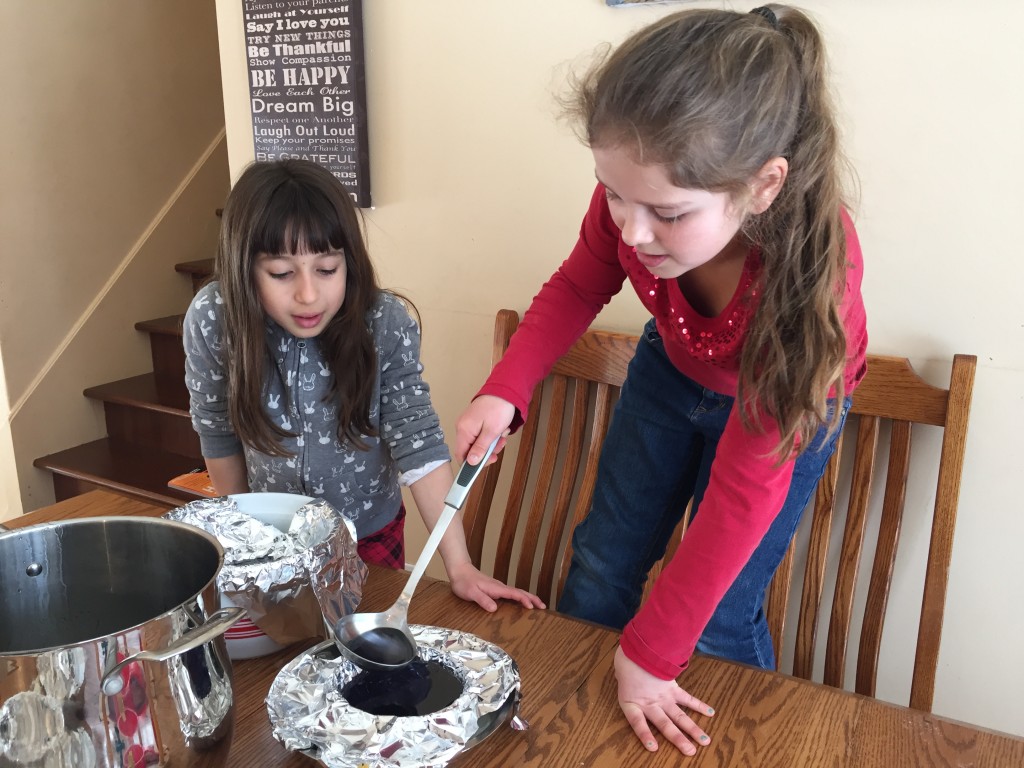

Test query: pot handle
[101,607,244,696]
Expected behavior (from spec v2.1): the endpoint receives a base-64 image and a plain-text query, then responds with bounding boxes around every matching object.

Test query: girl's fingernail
[707,707,715,715]
[646,741,656,749]
[700,734,709,742]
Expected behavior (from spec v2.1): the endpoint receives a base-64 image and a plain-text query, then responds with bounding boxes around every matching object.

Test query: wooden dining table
[7,489,1023,767]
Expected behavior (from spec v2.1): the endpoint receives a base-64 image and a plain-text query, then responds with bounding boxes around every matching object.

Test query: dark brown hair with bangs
[216,159,380,455]
[564,4,853,459]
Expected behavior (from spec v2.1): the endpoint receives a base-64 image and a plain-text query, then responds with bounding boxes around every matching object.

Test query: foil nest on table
[165,496,366,641]
[266,625,525,768]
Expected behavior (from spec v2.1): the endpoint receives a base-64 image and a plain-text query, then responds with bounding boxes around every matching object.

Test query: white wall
[0,0,227,511]
[214,0,1024,736]
[0,346,20,521]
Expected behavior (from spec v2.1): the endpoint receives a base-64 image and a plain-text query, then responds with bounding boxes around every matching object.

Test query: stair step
[135,315,186,386]
[135,314,184,337]
[175,258,214,277]
[34,438,204,508]
[84,373,201,459]
[85,372,190,413]
[175,259,214,294]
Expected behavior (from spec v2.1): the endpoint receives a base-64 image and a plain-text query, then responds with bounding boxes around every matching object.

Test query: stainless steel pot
[0,517,244,767]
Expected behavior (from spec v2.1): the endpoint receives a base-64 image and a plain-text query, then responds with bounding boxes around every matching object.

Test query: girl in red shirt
[455,5,867,757]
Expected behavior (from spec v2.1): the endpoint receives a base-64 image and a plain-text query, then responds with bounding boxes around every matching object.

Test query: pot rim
[0,515,226,657]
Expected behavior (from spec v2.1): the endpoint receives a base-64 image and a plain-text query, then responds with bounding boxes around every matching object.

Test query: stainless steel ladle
[334,437,500,672]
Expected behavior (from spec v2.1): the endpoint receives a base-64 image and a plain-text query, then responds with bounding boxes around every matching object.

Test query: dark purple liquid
[345,626,416,666]
[341,659,463,716]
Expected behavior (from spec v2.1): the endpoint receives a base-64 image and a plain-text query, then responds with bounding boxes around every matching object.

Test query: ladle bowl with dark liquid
[334,615,416,670]
[334,438,500,671]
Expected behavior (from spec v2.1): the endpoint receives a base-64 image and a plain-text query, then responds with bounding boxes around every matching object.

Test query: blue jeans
[557,320,851,669]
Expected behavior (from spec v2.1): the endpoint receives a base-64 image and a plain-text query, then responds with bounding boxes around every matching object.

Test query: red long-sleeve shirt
[479,183,867,679]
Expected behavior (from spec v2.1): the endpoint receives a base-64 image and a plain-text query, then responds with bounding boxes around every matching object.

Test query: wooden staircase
[34,260,215,509]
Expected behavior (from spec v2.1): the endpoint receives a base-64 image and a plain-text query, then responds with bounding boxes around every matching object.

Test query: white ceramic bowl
[222,492,314,660]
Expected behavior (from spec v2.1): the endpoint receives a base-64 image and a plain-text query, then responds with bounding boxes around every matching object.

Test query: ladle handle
[398,436,500,605]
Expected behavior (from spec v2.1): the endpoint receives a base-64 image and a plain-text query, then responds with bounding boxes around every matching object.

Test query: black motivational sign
[242,0,371,206]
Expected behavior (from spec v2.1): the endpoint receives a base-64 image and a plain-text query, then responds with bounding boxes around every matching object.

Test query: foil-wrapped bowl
[166,495,366,644]
[267,625,524,767]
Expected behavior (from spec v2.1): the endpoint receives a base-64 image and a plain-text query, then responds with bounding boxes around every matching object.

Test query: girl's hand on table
[614,645,714,756]
[446,560,546,611]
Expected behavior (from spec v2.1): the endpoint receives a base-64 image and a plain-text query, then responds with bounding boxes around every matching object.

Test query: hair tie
[750,6,779,30]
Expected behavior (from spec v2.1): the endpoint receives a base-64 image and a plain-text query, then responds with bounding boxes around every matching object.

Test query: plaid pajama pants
[356,504,406,570]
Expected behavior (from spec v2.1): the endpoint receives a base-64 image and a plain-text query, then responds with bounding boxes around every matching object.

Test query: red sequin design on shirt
[624,247,760,369]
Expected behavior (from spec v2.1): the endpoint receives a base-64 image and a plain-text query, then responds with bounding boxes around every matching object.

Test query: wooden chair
[765,352,976,712]
[461,309,640,607]
[462,308,976,713]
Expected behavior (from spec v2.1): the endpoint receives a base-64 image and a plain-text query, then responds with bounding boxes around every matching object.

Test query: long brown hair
[216,159,381,455]
[566,5,853,458]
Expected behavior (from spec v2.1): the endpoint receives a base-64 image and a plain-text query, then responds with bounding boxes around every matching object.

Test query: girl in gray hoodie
[184,159,542,612]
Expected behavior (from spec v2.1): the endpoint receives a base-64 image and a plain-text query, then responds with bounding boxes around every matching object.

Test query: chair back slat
[493,386,541,583]
[790,442,843,678]
[557,381,617,602]
[823,415,879,688]
[855,419,912,697]
[765,538,795,663]
[536,381,590,602]
[514,375,568,591]
[909,354,976,710]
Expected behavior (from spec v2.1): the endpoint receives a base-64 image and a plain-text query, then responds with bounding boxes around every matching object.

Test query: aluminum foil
[166,496,367,644]
[267,625,523,767]
[166,610,234,741]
